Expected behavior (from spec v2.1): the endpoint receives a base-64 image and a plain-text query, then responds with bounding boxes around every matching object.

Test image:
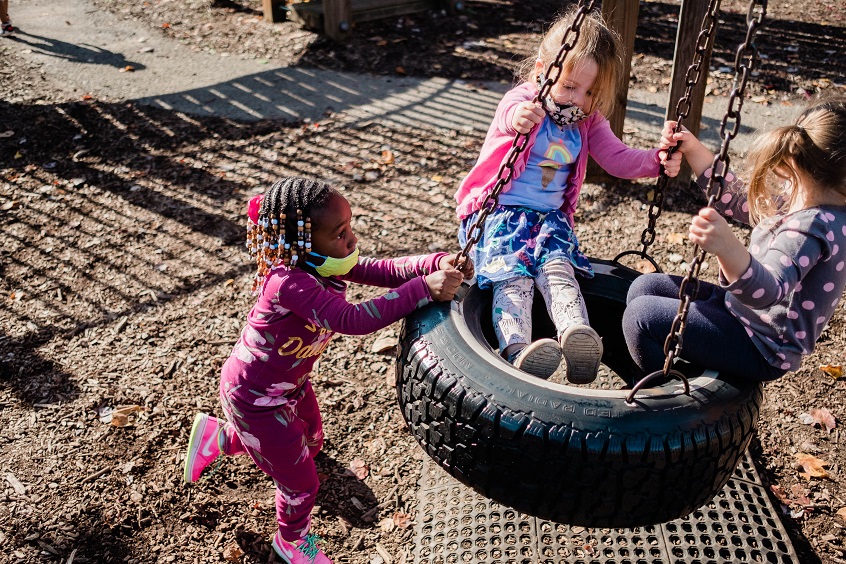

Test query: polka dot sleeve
[723,217,827,309]
[695,168,752,225]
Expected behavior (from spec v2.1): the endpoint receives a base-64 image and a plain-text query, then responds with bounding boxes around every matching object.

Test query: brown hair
[519,6,624,117]
[745,96,846,223]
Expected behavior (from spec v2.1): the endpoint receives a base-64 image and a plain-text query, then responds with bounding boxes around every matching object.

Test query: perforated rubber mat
[412,451,798,564]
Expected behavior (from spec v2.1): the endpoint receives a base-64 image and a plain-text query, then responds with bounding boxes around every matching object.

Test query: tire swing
[396,0,769,528]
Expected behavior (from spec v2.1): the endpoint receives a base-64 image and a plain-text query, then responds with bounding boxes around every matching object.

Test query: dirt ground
[2,0,846,563]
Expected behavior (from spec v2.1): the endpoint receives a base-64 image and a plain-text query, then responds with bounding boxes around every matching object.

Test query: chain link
[638,0,722,258]
[455,0,597,271]
[660,0,768,376]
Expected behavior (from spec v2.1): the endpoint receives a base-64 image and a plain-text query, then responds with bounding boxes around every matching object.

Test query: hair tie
[247,194,264,224]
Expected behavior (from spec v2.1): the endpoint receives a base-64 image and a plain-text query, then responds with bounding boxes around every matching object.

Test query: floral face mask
[537,73,588,127]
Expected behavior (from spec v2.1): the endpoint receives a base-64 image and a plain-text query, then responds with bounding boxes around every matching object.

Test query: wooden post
[323,0,353,42]
[587,0,639,182]
[666,1,715,185]
[262,0,285,23]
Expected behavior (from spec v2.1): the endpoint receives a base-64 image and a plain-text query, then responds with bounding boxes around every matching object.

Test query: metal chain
[454,0,597,271]
[637,0,722,257]
[660,0,767,377]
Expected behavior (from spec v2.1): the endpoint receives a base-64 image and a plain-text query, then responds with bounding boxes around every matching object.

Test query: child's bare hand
[425,269,464,302]
[511,101,545,134]
[661,148,683,177]
[439,253,475,280]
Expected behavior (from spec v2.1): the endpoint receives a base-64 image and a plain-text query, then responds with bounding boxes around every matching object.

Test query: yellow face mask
[304,247,359,277]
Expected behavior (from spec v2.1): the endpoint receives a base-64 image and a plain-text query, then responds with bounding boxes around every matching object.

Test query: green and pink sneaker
[272,531,332,564]
[183,413,224,483]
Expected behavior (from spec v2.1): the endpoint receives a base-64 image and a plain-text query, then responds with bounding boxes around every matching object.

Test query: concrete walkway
[12,0,799,152]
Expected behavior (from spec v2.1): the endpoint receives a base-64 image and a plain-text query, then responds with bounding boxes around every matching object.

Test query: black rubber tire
[396,259,764,528]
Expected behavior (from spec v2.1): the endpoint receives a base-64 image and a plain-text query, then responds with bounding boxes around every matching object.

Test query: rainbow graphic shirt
[499,119,581,212]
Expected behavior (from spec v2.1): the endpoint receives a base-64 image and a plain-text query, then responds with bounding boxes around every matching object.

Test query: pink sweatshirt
[221,253,446,393]
[455,82,662,223]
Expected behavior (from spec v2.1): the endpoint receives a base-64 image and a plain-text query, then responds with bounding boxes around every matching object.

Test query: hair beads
[246,177,335,294]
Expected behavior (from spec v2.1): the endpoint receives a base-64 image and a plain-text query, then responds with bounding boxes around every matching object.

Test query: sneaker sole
[561,328,603,385]
[514,339,562,379]
[183,413,209,483]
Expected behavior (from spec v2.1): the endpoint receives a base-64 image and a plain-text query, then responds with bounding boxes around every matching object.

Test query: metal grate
[411,451,798,564]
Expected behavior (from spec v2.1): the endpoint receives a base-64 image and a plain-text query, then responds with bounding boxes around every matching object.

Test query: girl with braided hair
[183,177,471,564]
[624,97,846,382]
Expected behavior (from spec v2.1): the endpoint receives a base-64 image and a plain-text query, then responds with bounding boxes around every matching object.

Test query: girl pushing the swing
[624,97,846,382]
[455,6,681,383]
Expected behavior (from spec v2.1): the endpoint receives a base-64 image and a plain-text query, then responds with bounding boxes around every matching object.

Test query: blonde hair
[745,96,846,223]
[519,6,624,117]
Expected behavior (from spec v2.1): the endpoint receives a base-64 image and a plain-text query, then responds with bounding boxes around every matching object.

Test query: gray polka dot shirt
[699,170,846,372]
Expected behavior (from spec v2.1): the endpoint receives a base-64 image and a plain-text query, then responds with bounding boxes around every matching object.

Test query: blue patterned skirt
[458,205,593,289]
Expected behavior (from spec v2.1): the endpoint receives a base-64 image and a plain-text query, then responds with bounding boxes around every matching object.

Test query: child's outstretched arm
[660,121,714,177]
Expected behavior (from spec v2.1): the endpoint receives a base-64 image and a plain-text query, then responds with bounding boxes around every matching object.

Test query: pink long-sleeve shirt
[455,82,662,224]
[221,253,446,394]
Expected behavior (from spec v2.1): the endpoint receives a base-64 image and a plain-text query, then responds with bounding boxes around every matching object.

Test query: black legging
[622,273,785,382]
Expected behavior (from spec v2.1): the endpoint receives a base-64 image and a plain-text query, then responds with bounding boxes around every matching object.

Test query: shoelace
[297,533,322,562]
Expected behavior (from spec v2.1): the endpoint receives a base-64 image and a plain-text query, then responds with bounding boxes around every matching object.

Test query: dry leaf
[378,517,396,532]
[666,232,686,245]
[380,150,394,165]
[119,65,135,73]
[371,335,396,354]
[635,259,657,274]
[770,484,791,505]
[836,507,846,520]
[349,458,368,480]
[393,511,411,529]
[110,405,142,427]
[222,542,243,561]
[810,407,837,433]
[431,175,444,183]
[819,364,843,379]
[789,484,811,506]
[795,453,829,480]
[395,66,406,75]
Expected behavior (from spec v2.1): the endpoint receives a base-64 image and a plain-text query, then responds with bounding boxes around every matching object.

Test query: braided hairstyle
[246,177,336,293]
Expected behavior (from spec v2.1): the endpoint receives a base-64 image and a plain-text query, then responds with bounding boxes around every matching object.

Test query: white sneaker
[560,325,603,384]
[508,338,562,379]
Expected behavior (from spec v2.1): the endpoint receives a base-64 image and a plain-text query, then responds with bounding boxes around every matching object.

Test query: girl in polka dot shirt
[623,97,846,382]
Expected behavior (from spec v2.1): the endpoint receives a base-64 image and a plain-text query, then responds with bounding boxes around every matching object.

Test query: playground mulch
[2,1,846,563]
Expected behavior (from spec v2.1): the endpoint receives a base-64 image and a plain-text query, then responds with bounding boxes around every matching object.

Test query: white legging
[491,259,589,351]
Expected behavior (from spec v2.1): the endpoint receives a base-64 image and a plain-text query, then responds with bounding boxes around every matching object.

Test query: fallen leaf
[161,22,171,28]
[819,364,843,379]
[393,511,411,529]
[349,458,368,480]
[795,453,829,480]
[119,65,135,73]
[380,150,394,165]
[836,507,846,520]
[635,259,657,274]
[378,517,395,532]
[810,407,837,433]
[790,484,811,506]
[0,130,14,138]
[431,175,444,183]
[395,66,406,75]
[110,405,142,427]
[222,542,243,561]
[666,232,686,245]
[770,484,791,505]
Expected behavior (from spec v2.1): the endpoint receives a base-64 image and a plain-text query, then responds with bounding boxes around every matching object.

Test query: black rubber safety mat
[412,451,798,563]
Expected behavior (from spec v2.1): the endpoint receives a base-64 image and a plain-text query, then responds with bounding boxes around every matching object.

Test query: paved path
[12,0,799,152]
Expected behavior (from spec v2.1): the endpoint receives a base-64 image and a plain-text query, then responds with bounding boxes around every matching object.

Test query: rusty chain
[454,0,597,271]
[627,0,768,401]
